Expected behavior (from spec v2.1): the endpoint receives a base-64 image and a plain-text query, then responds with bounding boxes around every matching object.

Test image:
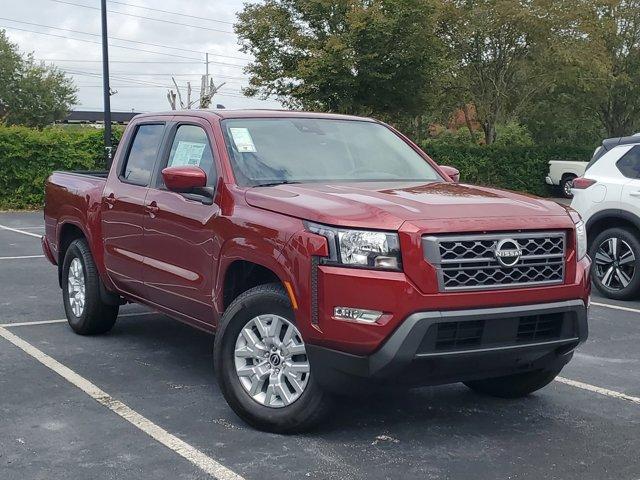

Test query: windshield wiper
[252,180,301,188]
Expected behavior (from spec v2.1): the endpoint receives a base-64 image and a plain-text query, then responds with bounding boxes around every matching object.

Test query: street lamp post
[101,0,113,167]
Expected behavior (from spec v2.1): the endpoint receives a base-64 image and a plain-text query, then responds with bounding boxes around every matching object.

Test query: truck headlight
[306,222,402,270]
[575,220,587,260]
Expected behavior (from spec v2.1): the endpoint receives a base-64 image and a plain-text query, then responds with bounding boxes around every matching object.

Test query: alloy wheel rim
[594,237,636,291]
[564,180,573,196]
[234,314,310,408]
[67,257,86,316]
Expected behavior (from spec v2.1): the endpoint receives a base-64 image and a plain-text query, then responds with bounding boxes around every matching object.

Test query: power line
[57,68,249,81]
[50,0,235,35]
[1,25,246,67]
[0,17,248,62]
[106,0,235,26]
[41,59,206,64]
[1,24,200,60]
[61,68,169,87]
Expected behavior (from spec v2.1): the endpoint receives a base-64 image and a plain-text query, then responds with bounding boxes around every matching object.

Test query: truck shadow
[109,311,562,436]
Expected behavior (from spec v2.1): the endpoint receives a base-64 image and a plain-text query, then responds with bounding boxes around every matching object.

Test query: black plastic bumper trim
[415,337,580,357]
[306,299,588,390]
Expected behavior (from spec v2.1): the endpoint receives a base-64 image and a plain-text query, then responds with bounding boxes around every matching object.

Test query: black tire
[62,238,119,335]
[588,227,640,300]
[214,283,333,433]
[464,367,562,399]
[560,175,576,199]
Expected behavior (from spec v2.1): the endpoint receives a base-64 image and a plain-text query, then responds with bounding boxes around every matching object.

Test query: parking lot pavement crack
[0,325,246,480]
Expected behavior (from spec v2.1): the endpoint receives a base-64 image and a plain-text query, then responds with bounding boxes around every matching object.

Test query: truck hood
[245,181,568,230]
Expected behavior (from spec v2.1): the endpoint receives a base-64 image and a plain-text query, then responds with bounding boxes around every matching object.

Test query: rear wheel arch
[57,223,87,287]
[586,210,640,247]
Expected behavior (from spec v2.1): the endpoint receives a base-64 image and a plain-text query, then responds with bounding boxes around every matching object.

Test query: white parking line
[0,255,45,261]
[0,311,157,328]
[592,301,640,315]
[0,326,245,480]
[555,376,640,405]
[0,224,42,238]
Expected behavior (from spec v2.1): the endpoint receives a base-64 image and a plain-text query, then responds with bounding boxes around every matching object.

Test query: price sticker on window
[229,127,257,153]
[169,141,207,167]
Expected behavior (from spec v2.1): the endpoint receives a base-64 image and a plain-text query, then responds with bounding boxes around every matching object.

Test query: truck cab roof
[134,109,376,123]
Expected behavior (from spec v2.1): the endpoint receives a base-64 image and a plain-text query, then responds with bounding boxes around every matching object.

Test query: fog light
[374,256,399,269]
[333,307,382,323]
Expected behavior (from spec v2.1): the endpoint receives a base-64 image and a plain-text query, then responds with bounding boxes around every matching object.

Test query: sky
[1,0,282,113]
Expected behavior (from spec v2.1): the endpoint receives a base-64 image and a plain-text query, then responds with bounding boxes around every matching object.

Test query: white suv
[571,142,640,299]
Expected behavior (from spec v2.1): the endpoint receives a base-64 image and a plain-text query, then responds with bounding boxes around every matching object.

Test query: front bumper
[307,300,587,392]
[545,176,555,185]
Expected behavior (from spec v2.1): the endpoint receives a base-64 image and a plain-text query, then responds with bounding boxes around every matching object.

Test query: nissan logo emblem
[494,238,522,267]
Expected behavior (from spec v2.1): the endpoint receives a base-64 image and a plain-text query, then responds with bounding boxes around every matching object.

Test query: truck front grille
[423,232,566,291]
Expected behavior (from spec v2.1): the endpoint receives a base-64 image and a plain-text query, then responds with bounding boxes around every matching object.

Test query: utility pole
[206,53,209,86]
[101,0,113,167]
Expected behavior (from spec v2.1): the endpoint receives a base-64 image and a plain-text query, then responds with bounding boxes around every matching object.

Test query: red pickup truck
[43,110,590,432]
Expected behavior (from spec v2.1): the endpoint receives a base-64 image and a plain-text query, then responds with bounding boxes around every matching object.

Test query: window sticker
[229,127,257,153]
[169,141,207,167]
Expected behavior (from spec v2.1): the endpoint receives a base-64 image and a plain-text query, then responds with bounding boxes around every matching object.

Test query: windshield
[221,118,442,186]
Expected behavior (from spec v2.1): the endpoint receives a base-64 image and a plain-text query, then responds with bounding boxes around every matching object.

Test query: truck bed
[44,171,109,265]
[56,170,109,179]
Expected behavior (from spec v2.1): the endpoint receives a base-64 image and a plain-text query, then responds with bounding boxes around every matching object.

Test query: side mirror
[440,165,460,183]
[162,166,207,192]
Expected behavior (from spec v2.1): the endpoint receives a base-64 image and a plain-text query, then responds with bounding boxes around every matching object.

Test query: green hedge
[421,144,594,196]
[0,126,119,209]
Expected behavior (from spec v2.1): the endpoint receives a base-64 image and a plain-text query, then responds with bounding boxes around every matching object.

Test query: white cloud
[2,0,282,112]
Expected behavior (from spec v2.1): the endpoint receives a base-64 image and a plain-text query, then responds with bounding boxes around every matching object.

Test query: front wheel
[62,238,119,335]
[464,367,562,398]
[589,227,640,300]
[214,283,332,433]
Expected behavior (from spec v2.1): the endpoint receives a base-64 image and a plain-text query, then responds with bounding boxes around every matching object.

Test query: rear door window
[616,146,640,179]
[122,124,165,186]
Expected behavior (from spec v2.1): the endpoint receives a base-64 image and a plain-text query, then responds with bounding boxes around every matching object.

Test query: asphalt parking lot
[1,210,639,480]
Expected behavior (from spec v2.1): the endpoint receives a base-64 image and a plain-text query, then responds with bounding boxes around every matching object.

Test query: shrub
[0,126,121,209]
[421,143,594,196]
[426,122,534,148]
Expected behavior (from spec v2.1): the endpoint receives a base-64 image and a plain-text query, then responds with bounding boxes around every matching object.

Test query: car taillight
[571,177,597,189]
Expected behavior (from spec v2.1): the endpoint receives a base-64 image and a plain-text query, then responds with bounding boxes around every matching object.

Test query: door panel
[102,182,149,297]
[141,119,222,325]
[101,122,166,298]
[142,191,221,323]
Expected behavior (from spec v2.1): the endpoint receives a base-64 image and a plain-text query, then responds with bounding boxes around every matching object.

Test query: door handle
[103,193,116,208]
[145,201,159,217]
[630,191,640,198]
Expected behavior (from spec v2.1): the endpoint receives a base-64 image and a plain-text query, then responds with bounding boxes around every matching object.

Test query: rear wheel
[62,238,119,335]
[560,175,576,198]
[214,283,332,433]
[464,367,562,398]
[589,227,640,300]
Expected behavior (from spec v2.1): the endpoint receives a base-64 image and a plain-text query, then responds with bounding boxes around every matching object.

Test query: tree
[235,0,444,123]
[438,0,574,144]
[573,0,640,137]
[0,30,77,128]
